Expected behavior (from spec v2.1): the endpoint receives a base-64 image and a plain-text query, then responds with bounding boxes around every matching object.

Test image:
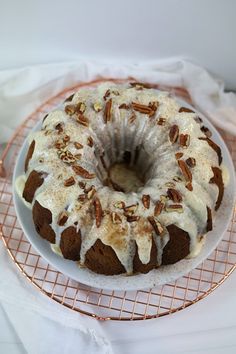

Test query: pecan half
[186,157,196,167]
[132,102,153,115]
[58,211,68,226]
[142,194,150,209]
[94,197,102,227]
[148,216,164,235]
[169,125,179,143]
[104,98,112,123]
[179,134,190,148]
[154,200,164,216]
[178,160,192,182]
[76,114,89,127]
[72,165,95,179]
[64,176,75,187]
[167,188,182,203]
[128,112,136,124]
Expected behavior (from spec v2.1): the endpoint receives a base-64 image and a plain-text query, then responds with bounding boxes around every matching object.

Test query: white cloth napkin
[0,58,236,146]
[0,58,236,354]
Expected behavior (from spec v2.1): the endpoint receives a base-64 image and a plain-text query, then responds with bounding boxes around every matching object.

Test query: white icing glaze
[18,83,227,274]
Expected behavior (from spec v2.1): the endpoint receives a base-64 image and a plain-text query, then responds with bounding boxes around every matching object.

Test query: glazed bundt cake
[18,82,225,275]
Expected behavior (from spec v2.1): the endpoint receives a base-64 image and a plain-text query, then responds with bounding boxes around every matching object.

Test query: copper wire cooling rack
[0,79,236,321]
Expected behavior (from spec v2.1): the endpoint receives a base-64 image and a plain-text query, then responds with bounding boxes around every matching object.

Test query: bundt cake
[17,82,225,275]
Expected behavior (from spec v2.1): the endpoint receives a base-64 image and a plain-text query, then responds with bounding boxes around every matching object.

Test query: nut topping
[104,98,112,123]
[154,200,164,216]
[94,197,102,227]
[128,112,136,124]
[72,165,95,179]
[87,136,94,147]
[175,152,183,159]
[93,102,103,112]
[78,194,87,202]
[85,185,96,199]
[111,212,122,224]
[178,160,192,182]
[78,181,86,189]
[124,204,138,215]
[76,102,86,114]
[157,117,166,125]
[64,176,75,187]
[142,194,150,209]
[65,104,76,115]
[167,188,182,203]
[63,135,70,142]
[132,102,155,116]
[55,123,63,134]
[103,89,111,100]
[169,125,179,143]
[165,204,183,213]
[74,142,83,149]
[126,215,140,223]
[58,211,68,226]
[179,134,190,148]
[179,107,194,113]
[186,157,196,167]
[119,103,130,109]
[185,182,193,191]
[59,149,76,164]
[114,201,125,209]
[165,182,175,188]
[76,114,89,127]
[148,216,164,235]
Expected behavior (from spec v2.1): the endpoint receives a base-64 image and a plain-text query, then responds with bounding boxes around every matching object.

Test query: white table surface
[1,268,236,353]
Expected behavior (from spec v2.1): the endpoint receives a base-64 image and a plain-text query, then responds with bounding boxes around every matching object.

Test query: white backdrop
[0,0,236,89]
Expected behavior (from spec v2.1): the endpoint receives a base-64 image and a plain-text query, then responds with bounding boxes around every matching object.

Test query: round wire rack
[0,79,235,321]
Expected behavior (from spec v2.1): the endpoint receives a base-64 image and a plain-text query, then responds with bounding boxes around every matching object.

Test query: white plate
[13,97,236,291]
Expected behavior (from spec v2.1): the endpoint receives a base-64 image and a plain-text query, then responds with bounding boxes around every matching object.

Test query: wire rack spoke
[0,79,235,321]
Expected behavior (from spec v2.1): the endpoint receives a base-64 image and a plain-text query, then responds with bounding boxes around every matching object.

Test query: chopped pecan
[104,98,112,123]
[124,204,138,215]
[78,194,87,202]
[142,194,150,209]
[93,102,102,112]
[154,200,164,216]
[126,215,140,222]
[65,104,76,115]
[87,136,94,147]
[103,89,111,100]
[55,123,63,134]
[148,101,159,117]
[148,216,164,235]
[72,165,95,179]
[128,112,136,124]
[94,197,102,227]
[167,188,182,203]
[179,107,195,113]
[64,176,75,187]
[201,126,212,138]
[74,142,83,149]
[178,160,192,182]
[132,102,153,116]
[58,211,68,226]
[76,114,89,127]
[119,103,130,109]
[157,117,166,125]
[165,204,183,213]
[169,125,179,143]
[78,181,86,189]
[111,212,122,224]
[186,157,196,167]
[114,201,125,209]
[63,135,70,142]
[175,152,183,160]
[179,134,190,148]
[76,102,86,114]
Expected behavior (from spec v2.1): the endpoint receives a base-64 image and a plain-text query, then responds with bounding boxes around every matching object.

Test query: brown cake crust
[84,239,126,275]
[23,170,45,203]
[24,140,35,172]
[60,226,81,261]
[32,201,55,243]
[162,224,190,265]
[210,166,224,210]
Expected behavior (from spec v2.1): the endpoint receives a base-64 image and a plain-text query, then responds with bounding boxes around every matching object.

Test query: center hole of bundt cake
[101,148,151,193]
